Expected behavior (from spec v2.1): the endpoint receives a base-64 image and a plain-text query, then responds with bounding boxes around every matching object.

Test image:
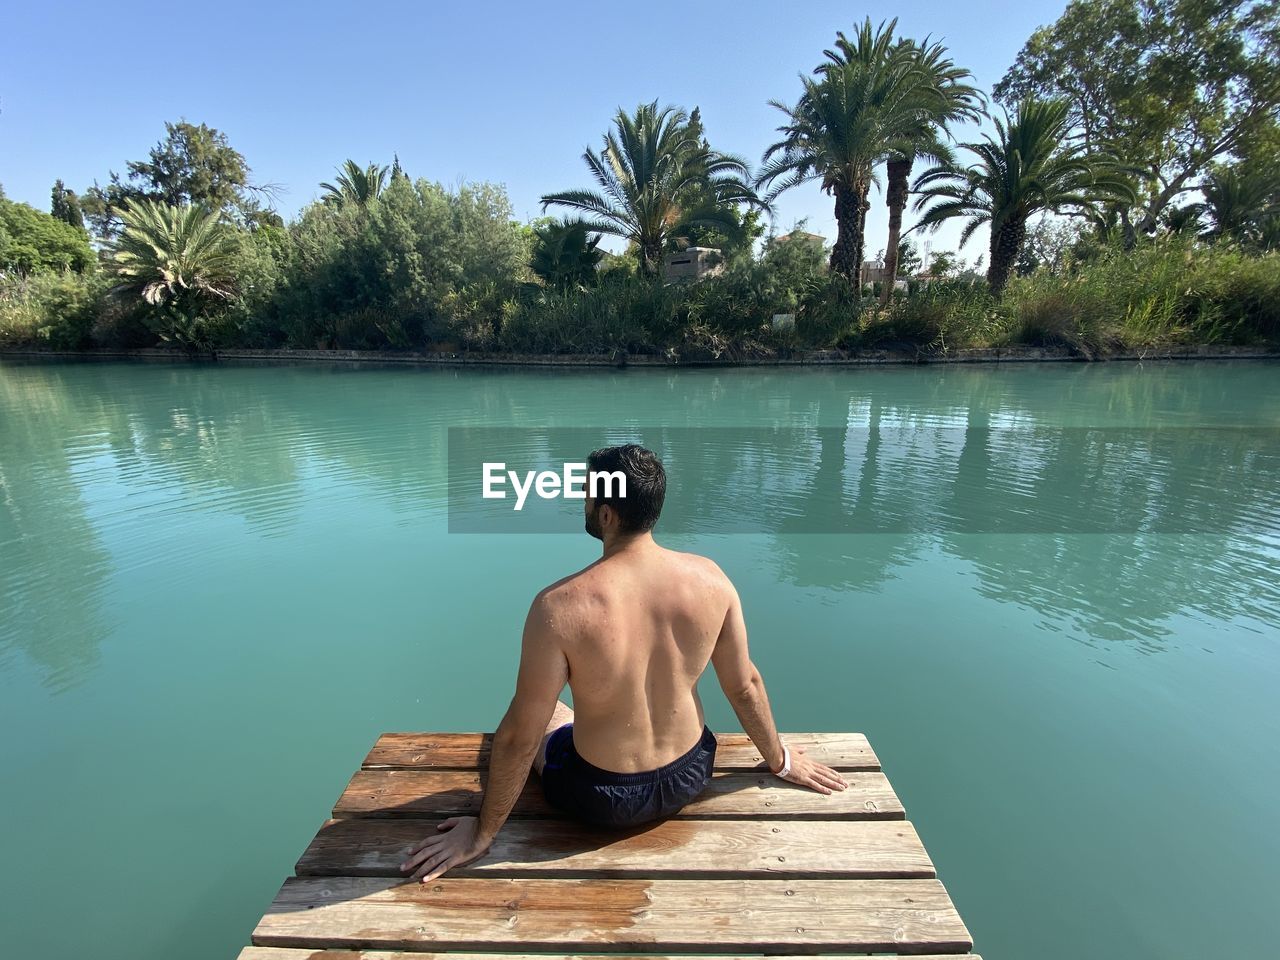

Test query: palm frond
[542,101,759,274]
[106,200,239,309]
[320,159,388,207]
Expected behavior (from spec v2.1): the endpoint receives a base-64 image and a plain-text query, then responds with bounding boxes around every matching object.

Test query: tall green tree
[994,0,1280,241]
[0,197,94,274]
[50,180,85,230]
[758,19,930,281]
[913,99,1135,295]
[82,121,274,237]
[320,160,389,207]
[105,200,239,344]
[541,101,761,277]
[859,37,982,303]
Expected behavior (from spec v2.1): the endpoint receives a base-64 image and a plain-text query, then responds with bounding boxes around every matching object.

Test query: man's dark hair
[587,444,666,533]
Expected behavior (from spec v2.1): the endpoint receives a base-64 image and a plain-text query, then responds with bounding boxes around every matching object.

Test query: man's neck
[601,530,656,560]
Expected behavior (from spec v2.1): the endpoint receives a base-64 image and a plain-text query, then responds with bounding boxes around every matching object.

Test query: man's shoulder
[660,547,735,593]
[531,562,602,612]
[665,546,727,574]
[532,548,732,610]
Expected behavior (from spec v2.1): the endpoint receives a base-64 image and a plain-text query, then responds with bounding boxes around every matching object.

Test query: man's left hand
[400,816,491,882]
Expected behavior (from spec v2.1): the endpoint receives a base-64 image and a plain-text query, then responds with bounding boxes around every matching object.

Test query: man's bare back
[535,541,730,771]
[401,444,847,883]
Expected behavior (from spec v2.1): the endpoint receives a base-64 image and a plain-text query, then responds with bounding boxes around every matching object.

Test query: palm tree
[320,160,388,207]
[530,220,604,290]
[107,200,237,307]
[105,200,238,345]
[852,38,981,304]
[758,19,926,282]
[1195,165,1279,249]
[541,101,761,277]
[913,98,1134,296]
[1163,204,1203,236]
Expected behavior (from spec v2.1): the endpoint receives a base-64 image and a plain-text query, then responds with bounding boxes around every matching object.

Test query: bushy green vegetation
[0,271,108,348]
[868,239,1280,357]
[4,215,1275,359]
[2,0,1276,360]
[264,175,530,350]
[1,195,94,274]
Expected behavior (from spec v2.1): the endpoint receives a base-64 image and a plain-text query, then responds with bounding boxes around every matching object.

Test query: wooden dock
[237,732,978,958]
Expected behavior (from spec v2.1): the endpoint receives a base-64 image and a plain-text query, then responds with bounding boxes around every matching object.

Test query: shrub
[1181,246,1280,342]
[0,271,108,347]
[503,276,682,355]
[270,177,529,349]
[869,279,1008,351]
[685,237,828,339]
[682,257,777,336]
[1001,270,1115,354]
[797,275,864,346]
[998,238,1280,351]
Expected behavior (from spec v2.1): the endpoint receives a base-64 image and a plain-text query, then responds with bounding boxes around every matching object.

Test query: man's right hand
[775,745,848,794]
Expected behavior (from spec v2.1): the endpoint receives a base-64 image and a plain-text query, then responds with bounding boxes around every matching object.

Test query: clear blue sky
[3,0,1067,262]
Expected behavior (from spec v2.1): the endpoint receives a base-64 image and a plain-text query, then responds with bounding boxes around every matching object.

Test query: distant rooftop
[774,230,826,245]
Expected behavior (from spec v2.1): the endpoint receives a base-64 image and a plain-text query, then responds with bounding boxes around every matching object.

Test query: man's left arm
[401,594,567,882]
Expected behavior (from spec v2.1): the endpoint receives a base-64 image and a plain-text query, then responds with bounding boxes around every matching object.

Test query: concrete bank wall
[1,344,1275,367]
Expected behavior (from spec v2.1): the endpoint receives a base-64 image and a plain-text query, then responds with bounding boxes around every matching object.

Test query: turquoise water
[2,359,1278,959]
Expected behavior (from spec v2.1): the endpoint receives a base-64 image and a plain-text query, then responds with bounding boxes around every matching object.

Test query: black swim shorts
[540,724,717,828]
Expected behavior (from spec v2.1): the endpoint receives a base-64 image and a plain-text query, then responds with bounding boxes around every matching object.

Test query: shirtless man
[401,444,848,883]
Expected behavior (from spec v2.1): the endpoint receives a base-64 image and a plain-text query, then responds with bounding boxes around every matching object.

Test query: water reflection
[941,531,1280,651]
[0,371,112,691]
[2,359,1278,690]
[447,425,1280,534]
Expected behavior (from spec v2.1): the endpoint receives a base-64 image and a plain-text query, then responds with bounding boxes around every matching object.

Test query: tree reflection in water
[2,359,1278,690]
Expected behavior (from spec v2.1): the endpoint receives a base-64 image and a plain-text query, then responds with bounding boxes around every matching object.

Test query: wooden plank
[296,818,934,879]
[252,876,972,953]
[363,732,880,771]
[240,951,982,960]
[332,770,904,821]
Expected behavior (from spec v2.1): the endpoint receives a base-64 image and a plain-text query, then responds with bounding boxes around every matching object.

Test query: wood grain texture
[332,770,904,820]
[251,876,972,953]
[296,817,934,879]
[363,732,880,771]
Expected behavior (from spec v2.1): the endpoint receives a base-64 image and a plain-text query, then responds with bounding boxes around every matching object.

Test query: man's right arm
[710,579,848,795]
